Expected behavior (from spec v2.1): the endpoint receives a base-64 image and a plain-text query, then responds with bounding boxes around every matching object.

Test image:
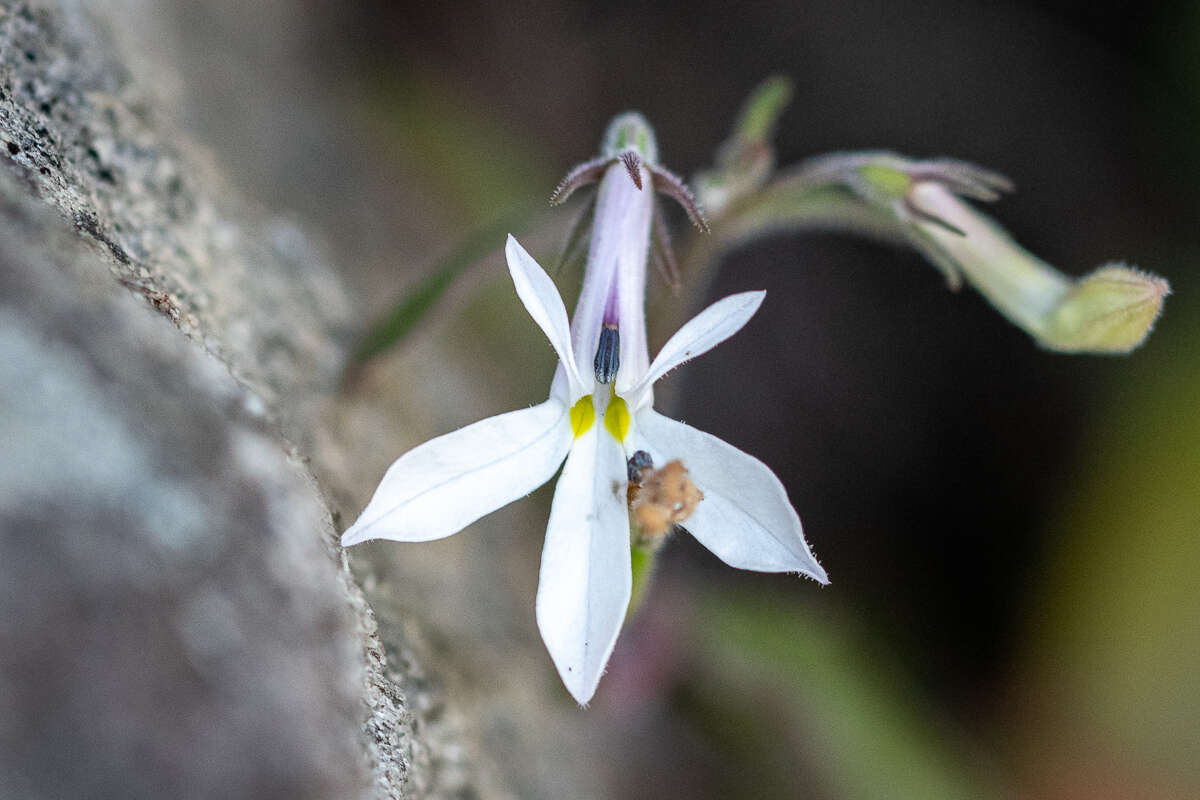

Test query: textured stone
[0,165,369,798]
[0,2,449,796]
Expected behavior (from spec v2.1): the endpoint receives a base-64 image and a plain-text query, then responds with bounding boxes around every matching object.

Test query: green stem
[628,538,662,620]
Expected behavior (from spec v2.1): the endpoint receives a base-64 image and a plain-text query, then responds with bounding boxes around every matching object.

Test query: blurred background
[116,1,1199,797]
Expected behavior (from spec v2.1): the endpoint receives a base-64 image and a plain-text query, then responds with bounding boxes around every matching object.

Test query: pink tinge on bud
[602,282,620,326]
[570,157,655,390]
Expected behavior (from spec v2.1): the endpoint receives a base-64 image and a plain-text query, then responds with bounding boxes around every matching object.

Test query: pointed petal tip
[504,233,521,262]
[565,677,599,708]
[779,538,829,585]
[340,524,370,548]
[791,535,830,584]
[503,235,588,394]
[628,289,771,402]
[719,289,766,316]
[544,649,604,708]
[726,289,766,326]
[805,560,831,586]
[740,288,767,309]
[543,637,606,707]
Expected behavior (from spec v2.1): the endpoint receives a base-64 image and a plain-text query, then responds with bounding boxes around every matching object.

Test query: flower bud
[1040,264,1170,353]
[695,76,793,217]
[906,180,1169,354]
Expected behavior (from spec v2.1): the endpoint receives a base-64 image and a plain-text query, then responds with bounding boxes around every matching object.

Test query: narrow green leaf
[694,590,1007,800]
[695,76,794,217]
[345,208,534,376]
[733,75,793,144]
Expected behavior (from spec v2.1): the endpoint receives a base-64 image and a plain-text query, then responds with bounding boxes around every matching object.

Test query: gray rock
[0,183,368,798]
[0,2,472,797]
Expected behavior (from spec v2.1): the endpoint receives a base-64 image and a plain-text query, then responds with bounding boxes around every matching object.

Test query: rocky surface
[0,180,369,797]
[0,2,495,797]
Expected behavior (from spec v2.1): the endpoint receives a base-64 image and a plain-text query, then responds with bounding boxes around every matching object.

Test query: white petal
[342,399,573,546]
[633,409,828,582]
[505,235,587,399]
[623,291,765,405]
[536,425,632,705]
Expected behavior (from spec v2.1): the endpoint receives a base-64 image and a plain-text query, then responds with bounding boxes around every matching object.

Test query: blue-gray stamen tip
[627,450,653,483]
[594,324,620,384]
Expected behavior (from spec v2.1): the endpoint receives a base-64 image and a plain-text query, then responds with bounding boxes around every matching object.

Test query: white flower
[343,117,826,705]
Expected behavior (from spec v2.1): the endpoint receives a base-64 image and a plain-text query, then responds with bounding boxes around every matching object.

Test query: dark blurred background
[136,1,1199,797]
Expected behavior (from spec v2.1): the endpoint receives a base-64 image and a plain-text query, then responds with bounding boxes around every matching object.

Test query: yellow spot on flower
[604,395,630,442]
[570,396,595,438]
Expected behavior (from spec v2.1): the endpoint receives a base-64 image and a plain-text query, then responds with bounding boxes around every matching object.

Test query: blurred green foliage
[1029,264,1200,788]
[345,72,550,371]
[734,76,793,143]
[369,72,551,220]
[691,590,1006,799]
[346,210,530,375]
